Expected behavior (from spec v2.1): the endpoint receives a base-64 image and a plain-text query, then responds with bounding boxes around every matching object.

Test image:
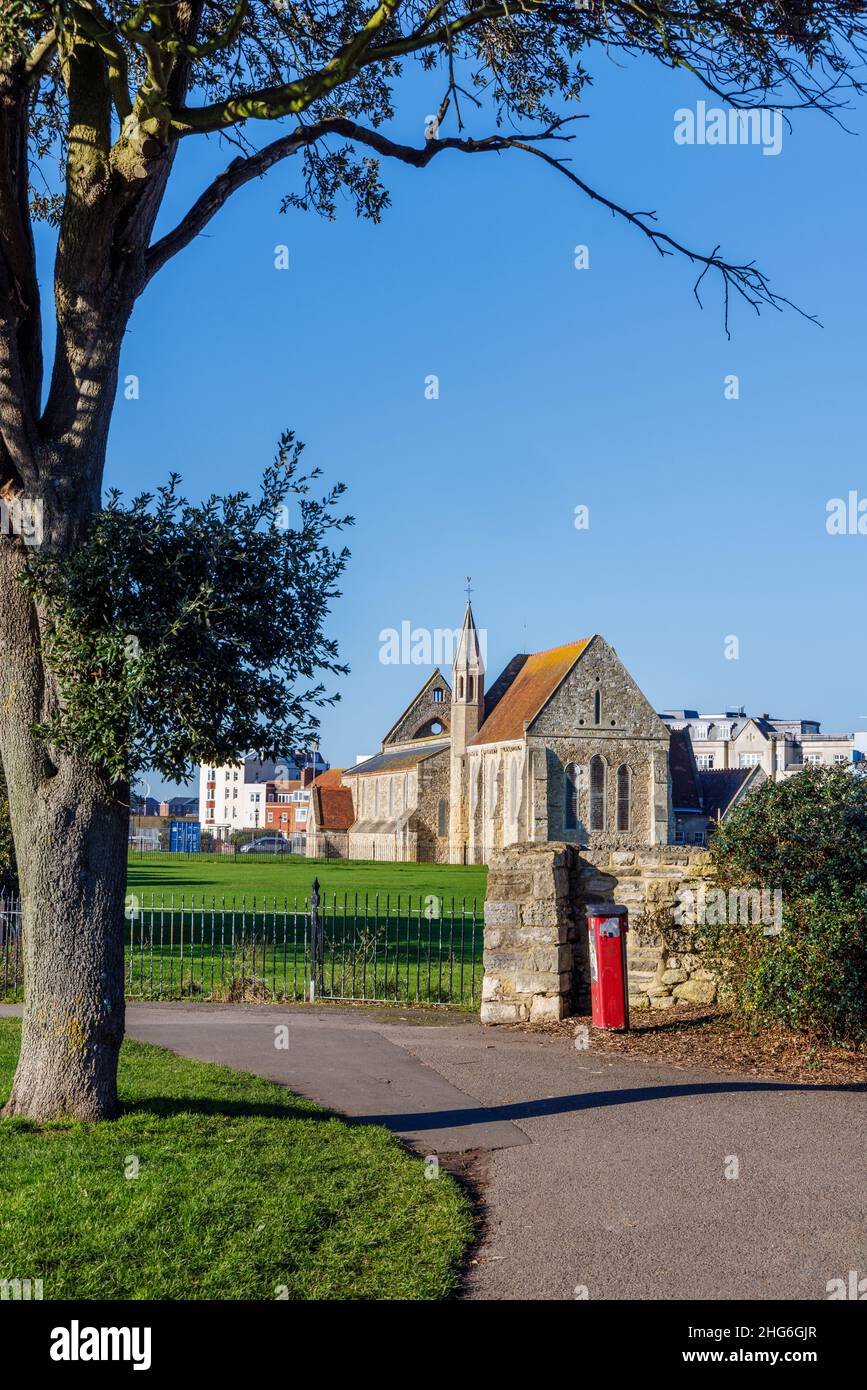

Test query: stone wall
[307,827,349,858]
[481,843,582,1023]
[480,841,717,1024]
[415,749,451,862]
[574,845,717,1011]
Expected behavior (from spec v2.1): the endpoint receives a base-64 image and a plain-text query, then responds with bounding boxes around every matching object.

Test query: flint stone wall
[480,841,716,1024]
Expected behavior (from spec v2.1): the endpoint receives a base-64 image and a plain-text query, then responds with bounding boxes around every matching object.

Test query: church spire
[453,589,485,693]
[449,585,485,860]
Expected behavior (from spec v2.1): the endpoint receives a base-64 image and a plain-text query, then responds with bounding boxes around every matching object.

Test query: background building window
[696,753,715,770]
[564,763,581,831]
[589,755,605,830]
[616,764,631,832]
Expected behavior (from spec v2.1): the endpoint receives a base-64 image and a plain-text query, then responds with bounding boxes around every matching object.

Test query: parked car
[239,835,289,854]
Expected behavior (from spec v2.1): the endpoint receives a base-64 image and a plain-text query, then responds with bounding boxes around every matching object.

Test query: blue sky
[42,45,866,792]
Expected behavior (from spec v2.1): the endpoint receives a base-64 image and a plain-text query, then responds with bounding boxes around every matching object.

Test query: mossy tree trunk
[0,38,179,1119]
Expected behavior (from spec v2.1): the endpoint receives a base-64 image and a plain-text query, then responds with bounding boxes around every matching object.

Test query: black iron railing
[0,888,483,1008]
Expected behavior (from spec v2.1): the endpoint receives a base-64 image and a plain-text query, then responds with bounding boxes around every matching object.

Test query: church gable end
[382,670,451,748]
[526,636,671,850]
[528,636,669,742]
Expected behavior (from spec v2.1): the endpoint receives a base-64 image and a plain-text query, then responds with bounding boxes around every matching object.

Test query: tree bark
[0,18,192,1122]
[0,538,129,1120]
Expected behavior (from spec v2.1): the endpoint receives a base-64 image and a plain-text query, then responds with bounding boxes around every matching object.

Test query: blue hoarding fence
[170,820,201,854]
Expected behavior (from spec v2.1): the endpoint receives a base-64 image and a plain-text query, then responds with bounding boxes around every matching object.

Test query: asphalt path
[3,1000,863,1299]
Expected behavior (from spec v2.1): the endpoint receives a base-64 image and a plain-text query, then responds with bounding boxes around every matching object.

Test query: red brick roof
[314,785,354,831]
[472,638,592,745]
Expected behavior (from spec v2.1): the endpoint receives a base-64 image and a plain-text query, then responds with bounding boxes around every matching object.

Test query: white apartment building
[660,709,861,781]
[199,750,327,838]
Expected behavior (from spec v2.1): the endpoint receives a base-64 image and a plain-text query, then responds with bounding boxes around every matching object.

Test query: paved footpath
[3,1001,864,1300]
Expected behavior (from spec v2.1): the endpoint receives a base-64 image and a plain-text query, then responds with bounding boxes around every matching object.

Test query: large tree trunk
[2,770,129,1121]
[0,541,129,1120]
[0,31,188,1121]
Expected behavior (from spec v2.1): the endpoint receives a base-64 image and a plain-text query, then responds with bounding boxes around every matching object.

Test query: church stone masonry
[310,600,676,862]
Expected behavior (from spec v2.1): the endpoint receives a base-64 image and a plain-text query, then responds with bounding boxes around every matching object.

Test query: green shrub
[705,766,867,1045]
[707,888,867,1044]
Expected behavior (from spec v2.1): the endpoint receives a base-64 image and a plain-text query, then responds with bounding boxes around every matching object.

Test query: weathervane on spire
[465,575,473,602]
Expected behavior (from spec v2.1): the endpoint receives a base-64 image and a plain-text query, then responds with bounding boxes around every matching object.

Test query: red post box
[587,903,629,1030]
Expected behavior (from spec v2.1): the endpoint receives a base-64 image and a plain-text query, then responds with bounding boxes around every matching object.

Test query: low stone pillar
[480,842,580,1024]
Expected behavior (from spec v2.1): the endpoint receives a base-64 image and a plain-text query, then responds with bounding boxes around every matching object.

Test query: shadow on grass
[118,1095,334,1122]
[125,874,227,891]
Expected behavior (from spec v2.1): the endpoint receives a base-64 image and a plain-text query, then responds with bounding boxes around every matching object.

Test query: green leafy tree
[21,434,350,785]
[706,766,867,1044]
[2,3,867,1119]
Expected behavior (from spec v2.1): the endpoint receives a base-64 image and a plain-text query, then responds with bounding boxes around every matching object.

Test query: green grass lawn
[126,853,487,907]
[0,1018,473,1300]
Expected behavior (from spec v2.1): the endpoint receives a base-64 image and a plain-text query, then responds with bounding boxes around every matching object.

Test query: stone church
[306,601,676,862]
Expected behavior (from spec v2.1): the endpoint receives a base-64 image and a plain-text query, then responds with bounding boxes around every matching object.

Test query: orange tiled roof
[310,769,344,788]
[471,638,592,745]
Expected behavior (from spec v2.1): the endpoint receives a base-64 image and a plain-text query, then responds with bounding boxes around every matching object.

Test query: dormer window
[695,725,708,740]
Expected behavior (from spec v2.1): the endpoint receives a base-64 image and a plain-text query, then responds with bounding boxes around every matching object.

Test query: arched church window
[589,756,605,830]
[616,764,631,832]
[564,764,581,831]
[438,798,447,837]
[509,760,519,820]
[468,675,474,701]
[594,689,601,725]
[432,687,443,703]
[458,676,464,699]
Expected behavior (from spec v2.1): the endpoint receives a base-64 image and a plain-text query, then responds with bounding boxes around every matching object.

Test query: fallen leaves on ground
[511,1005,867,1085]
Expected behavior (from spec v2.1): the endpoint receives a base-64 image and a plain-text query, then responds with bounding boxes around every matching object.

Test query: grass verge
[0,1018,473,1299]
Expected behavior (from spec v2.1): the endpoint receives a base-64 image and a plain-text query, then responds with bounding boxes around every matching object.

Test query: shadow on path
[353,1076,866,1132]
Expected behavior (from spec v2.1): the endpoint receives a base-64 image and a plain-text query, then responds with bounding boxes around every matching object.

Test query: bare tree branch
[145,114,578,280]
[146,111,815,334]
